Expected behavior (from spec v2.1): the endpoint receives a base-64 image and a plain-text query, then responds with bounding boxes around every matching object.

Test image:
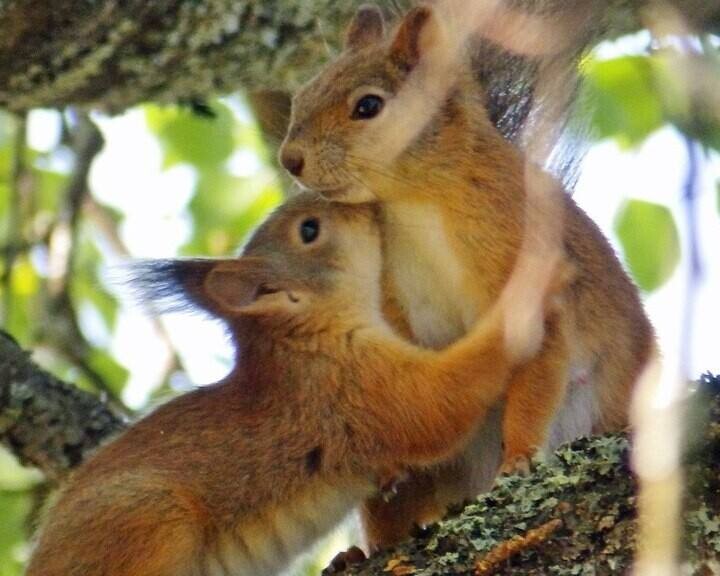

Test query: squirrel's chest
[382,202,478,348]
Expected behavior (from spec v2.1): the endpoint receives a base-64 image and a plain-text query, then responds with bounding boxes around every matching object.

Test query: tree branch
[1,0,716,115]
[0,331,125,481]
[337,374,720,575]
[1,114,27,322]
[34,112,133,413]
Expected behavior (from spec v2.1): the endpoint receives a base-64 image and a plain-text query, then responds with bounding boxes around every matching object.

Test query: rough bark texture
[337,374,720,576]
[1,0,717,115]
[0,331,125,481]
[0,0,361,113]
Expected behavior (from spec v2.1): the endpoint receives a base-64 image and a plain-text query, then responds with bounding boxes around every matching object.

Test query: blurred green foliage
[0,98,282,575]
[146,102,282,256]
[581,45,719,292]
[583,55,665,148]
[615,199,681,292]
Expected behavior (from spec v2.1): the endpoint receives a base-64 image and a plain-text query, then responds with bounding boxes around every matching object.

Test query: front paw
[376,466,409,501]
[499,454,532,476]
[322,546,367,575]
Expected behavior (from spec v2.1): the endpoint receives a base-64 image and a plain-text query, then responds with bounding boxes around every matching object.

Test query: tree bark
[0,331,124,481]
[337,375,720,575]
[1,0,717,114]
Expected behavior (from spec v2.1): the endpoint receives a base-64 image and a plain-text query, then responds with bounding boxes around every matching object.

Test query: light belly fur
[383,202,474,349]
[207,480,374,576]
[382,201,598,497]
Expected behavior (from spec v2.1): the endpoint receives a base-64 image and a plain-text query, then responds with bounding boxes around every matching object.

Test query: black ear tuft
[125,259,219,316]
[345,4,386,51]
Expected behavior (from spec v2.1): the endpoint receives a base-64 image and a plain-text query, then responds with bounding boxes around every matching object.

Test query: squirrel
[278,3,656,548]
[26,192,565,576]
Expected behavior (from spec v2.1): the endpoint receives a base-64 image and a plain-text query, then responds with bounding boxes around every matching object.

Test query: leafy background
[0,35,718,575]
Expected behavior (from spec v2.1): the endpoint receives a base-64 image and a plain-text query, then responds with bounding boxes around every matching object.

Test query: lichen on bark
[0,0,363,113]
[0,331,125,481]
[5,0,717,114]
[339,374,720,575]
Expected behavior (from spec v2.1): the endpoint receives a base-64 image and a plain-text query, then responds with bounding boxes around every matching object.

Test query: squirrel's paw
[322,546,367,575]
[498,454,532,477]
[376,465,409,502]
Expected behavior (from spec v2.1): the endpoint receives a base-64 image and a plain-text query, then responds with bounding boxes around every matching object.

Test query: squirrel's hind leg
[499,313,570,475]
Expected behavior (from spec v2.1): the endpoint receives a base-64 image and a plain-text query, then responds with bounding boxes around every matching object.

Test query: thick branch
[2,0,717,114]
[0,331,125,481]
[0,0,364,113]
[338,374,720,576]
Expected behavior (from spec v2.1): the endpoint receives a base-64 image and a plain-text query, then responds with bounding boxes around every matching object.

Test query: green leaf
[32,167,67,214]
[614,199,681,292]
[652,54,720,152]
[72,276,119,333]
[85,348,129,397]
[2,256,42,345]
[0,140,12,183]
[145,102,235,169]
[183,169,281,255]
[0,450,42,490]
[0,111,13,148]
[0,482,32,576]
[582,56,665,148]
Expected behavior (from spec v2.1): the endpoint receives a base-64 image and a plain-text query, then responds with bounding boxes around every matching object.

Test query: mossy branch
[338,374,720,575]
[1,0,717,114]
[0,331,125,481]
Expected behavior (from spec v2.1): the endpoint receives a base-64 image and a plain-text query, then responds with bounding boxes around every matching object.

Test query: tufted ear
[129,257,308,319]
[389,4,442,72]
[344,4,386,51]
[204,259,309,317]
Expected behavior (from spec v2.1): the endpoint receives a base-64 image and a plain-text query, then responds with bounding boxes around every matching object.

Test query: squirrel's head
[131,193,383,332]
[279,4,489,203]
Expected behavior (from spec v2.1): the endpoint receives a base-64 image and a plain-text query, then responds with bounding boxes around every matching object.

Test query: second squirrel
[26,193,565,576]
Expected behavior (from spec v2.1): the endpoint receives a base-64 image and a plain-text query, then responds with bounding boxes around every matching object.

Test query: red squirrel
[278,4,655,547]
[26,193,566,576]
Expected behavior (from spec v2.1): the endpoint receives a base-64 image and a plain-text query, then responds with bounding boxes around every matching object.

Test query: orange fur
[279,4,655,548]
[27,194,561,576]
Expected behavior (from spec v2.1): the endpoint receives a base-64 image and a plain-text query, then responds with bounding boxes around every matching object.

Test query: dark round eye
[352,94,384,120]
[299,218,320,244]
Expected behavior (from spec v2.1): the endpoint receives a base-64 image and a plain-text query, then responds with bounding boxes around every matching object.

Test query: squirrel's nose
[280,148,305,177]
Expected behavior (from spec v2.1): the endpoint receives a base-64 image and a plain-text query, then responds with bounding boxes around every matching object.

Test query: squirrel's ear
[204,259,307,317]
[389,5,440,72]
[345,4,385,51]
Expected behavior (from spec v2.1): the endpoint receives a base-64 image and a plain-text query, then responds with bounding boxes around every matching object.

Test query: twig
[84,197,187,389]
[2,113,27,322]
[474,518,563,575]
[37,111,132,413]
[48,110,104,297]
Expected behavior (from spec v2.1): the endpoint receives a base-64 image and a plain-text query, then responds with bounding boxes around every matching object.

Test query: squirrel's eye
[352,94,384,120]
[299,218,320,244]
